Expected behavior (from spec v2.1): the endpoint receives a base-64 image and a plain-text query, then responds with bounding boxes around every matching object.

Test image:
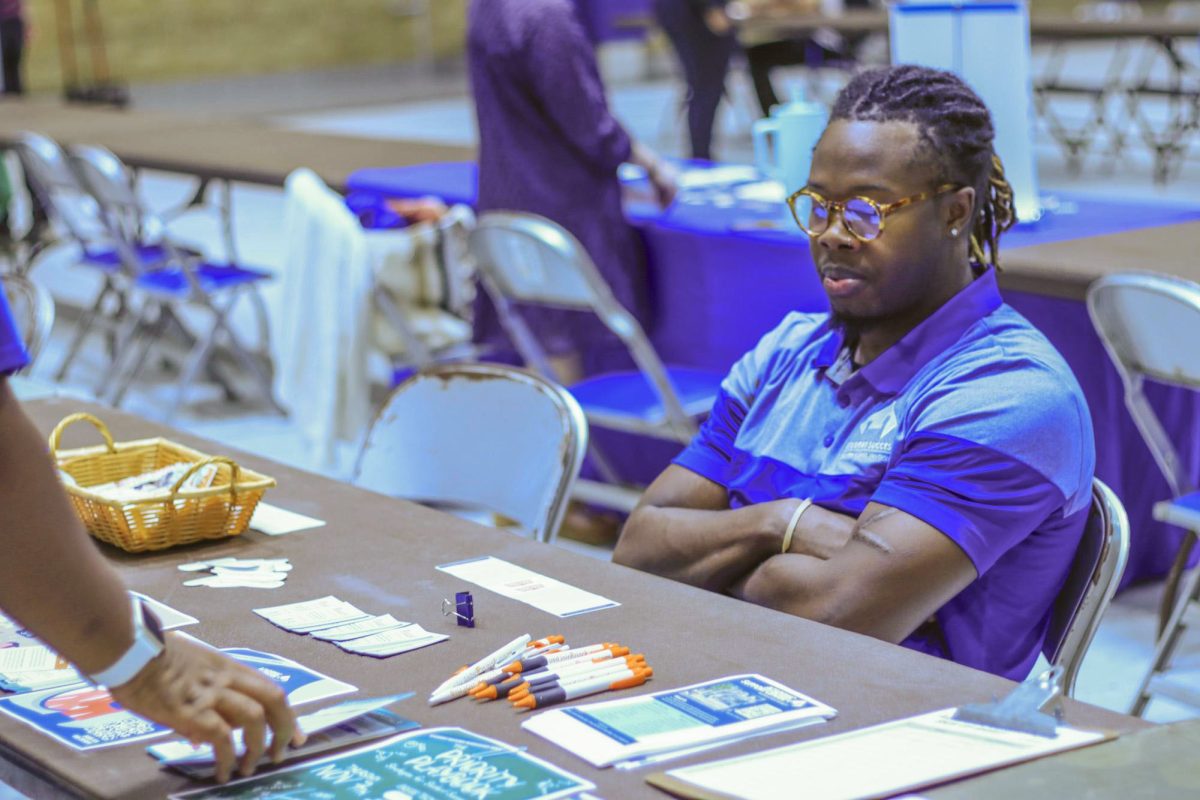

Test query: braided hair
[829,65,1016,268]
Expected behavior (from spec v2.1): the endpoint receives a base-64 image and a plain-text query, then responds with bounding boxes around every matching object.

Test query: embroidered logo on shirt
[846,407,899,455]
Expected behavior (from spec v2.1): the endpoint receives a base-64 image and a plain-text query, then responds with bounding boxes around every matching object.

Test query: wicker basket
[49,413,276,553]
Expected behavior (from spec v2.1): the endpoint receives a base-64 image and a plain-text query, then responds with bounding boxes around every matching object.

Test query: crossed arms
[613,465,977,643]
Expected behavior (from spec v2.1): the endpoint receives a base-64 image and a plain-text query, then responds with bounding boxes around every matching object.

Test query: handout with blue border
[522,673,836,768]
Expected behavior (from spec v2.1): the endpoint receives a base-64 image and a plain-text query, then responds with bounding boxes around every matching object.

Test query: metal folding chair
[68,145,280,420]
[11,131,153,382]
[0,272,55,372]
[470,211,724,512]
[1043,479,1131,699]
[353,362,587,544]
[1086,272,1200,714]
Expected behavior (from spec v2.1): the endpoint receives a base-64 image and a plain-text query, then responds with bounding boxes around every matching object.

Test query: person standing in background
[467,0,675,383]
[0,0,25,96]
[653,0,737,160]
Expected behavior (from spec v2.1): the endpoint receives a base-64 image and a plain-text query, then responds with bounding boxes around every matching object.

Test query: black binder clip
[441,591,475,628]
[952,665,1065,738]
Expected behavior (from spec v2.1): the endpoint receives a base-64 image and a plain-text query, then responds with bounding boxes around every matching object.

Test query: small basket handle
[170,456,242,499]
[48,413,117,457]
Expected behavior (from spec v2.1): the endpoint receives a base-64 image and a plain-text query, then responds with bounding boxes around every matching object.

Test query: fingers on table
[228,668,302,761]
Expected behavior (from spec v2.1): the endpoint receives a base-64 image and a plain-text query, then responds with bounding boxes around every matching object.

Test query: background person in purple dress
[467,0,676,383]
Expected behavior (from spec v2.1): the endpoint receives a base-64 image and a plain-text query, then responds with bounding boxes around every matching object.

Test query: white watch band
[88,595,165,689]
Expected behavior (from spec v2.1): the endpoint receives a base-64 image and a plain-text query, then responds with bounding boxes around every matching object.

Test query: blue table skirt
[346,162,1200,586]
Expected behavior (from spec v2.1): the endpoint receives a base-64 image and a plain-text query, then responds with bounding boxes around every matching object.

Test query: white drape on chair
[275,169,375,472]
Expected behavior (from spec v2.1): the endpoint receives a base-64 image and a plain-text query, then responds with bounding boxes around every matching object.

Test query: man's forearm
[0,382,132,674]
[613,502,784,592]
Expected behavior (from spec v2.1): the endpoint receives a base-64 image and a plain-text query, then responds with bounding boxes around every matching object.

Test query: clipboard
[646,668,1116,800]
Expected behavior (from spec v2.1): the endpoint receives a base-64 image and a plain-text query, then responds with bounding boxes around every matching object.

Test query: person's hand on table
[385,196,448,225]
[648,159,679,208]
[109,633,304,783]
[704,6,734,35]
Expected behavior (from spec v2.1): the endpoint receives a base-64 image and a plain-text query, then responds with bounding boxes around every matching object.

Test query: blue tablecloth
[346,161,1200,586]
[572,0,651,42]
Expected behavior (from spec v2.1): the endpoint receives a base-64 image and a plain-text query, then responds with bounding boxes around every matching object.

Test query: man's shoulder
[928,304,1084,398]
[906,305,1093,450]
[760,311,831,352]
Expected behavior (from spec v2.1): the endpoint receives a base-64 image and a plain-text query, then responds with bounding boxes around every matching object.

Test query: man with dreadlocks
[614,64,1094,681]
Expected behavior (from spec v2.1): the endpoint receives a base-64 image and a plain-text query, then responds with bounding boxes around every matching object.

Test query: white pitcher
[752,93,828,203]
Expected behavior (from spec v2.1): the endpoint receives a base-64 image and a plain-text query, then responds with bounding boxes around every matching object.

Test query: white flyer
[649,708,1109,800]
[250,502,327,536]
[335,624,448,657]
[436,556,619,617]
[253,596,372,633]
[522,674,837,768]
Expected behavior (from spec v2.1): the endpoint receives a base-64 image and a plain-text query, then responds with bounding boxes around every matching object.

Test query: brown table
[0,398,1148,799]
[1001,220,1200,301]
[0,99,474,192]
[0,98,474,264]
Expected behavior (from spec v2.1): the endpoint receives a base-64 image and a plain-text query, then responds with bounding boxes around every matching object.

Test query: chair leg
[218,313,285,415]
[54,280,117,381]
[1130,561,1200,717]
[104,307,164,407]
[1158,530,1197,637]
[164,317,223,422]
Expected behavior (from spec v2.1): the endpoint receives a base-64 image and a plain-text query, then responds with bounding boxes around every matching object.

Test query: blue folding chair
[12,132,167,384]
[68,145,281,420]
[470,211,723,512]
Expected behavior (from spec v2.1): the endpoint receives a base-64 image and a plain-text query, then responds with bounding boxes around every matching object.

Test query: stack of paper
[168,727,594,800]
[523,674,837,768]
[0,595,197,693]
[148,694,419,778]
[647,708,1111,800]
[0,646,355,751]
[179,557,292,589]
[0,645,81,693]
[436,556,619,617]
[254,596,448,657]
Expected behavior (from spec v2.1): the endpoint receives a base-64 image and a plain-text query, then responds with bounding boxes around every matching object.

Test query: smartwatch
[88,595,166,689]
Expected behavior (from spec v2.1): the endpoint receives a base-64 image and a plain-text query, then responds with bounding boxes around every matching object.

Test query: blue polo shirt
[0,289,30,375]
[675,267,1095,680]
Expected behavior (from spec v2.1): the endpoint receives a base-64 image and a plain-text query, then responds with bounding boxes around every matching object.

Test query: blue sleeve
[673,313,816,486]
[0,288,30,376]
[872,361,1095,575]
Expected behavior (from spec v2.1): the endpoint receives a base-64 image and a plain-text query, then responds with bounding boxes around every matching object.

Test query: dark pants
[745,0,873,115]
[653,0,736,160]
[0,16,24,95]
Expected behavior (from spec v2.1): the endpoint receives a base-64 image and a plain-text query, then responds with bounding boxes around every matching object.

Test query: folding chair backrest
[1043,478,1130,698]
[470,212,606,310]
[435,204,478,320]
[1087,272,1200,496]
[12,132,107,246]
[352,363,587,543]
[67,145,146,243]
[470,211,694,430]
[0,273,56,370]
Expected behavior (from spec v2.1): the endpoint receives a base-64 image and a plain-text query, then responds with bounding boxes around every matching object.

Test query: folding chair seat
[68,145,280,420]
[1042,479,1131,698]
[0,272,55,372]
[470,211,724,511]
[1087,272,1200,715]
[353,363,587,544]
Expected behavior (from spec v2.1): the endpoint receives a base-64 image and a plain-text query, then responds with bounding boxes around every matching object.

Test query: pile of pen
[428,633,652,711]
